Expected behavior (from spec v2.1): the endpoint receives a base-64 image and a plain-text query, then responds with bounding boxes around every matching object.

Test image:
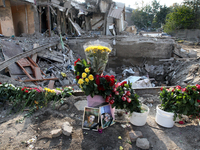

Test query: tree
[152,5,172,28]
[183,0,200,28]
[164,5,195,33]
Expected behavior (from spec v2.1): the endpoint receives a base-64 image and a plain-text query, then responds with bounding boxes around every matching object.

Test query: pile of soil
[0,95,200,150]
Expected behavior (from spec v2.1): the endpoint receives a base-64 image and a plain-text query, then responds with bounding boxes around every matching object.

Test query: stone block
[129,130,143,142]
[51,129,62,138]
[62,122,73,136]
[136,138,150,149]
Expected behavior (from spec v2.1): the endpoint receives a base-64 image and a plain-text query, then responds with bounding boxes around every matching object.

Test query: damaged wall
[67,36,174,67]
[0,0,15,36]
[11,4,35,36]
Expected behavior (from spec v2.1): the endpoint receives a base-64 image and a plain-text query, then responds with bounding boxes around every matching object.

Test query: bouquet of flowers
[74,58,116,98]
[108,81,142,113]
[83,40,112,75]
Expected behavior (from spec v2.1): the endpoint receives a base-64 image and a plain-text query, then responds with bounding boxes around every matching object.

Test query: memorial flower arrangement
[74,58,116,98]
[159,84,200,119]
[0,82,73,113]
[109,81,142,113]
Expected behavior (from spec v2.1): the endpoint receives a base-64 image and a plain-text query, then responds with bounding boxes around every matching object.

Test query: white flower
[28,144,34,150]
[27,137,36,144]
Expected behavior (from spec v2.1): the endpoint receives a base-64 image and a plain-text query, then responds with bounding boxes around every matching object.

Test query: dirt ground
[0,94,200,150]
[179,43,200,57]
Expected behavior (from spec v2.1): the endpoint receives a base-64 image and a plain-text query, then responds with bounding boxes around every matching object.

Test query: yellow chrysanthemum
[85,68,90,73]
[82,72,87,78]
[85,78,89,83]
[88,74,94,81]
[78,79,84,85]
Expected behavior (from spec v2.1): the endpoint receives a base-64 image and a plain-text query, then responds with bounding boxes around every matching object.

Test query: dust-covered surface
[0,95,199,150]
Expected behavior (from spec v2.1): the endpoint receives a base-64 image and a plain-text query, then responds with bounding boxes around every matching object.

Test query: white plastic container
[155,104,175,128]
[129,104,149,126]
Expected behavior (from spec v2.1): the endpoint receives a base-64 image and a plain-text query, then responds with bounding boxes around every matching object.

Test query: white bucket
[155,104,175,128]
[129,104,149,126]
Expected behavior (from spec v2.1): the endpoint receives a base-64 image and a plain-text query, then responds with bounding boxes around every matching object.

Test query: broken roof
[108,2,125,19]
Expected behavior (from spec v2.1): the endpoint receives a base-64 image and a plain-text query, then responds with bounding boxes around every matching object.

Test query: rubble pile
[0,33,80,89]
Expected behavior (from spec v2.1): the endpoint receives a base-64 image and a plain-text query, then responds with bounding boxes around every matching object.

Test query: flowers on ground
[159,84,200,120]
[0,82,73,113]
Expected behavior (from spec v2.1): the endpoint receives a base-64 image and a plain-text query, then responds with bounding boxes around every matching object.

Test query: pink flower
[115,91,119,95]
[127,98,131,103]
[122,97,126,101]
[181,88,187,92]
[196,84,200,90]
[176,85,182,90]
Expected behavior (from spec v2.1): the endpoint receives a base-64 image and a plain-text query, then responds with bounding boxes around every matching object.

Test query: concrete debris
[136,138,150,150]
[51,129,62,138]
[62,122,73,136]
[129,130,143,142]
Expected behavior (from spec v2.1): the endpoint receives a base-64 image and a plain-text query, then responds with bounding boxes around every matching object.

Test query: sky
[113,0,185,9]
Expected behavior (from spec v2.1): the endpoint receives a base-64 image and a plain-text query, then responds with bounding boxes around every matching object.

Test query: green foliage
[111,81,142,113]
[0,83,73,113]
[131,7,154,29]
[159,85,200,120]
[164,5,196,33]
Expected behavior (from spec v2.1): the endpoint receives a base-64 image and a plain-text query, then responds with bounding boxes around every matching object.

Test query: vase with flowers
[156,85,200,128]
[110,81,149,126]
[74,40,116,108]
[83,40,112,75]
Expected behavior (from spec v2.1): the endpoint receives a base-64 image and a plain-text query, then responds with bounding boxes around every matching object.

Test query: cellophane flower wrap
[83,40,112,75]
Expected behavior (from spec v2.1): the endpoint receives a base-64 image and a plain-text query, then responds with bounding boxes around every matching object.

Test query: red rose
[196,84,200,90]
[178,121,184,124]
[76,76,80,80]
[95,78,100,85]
[21,88,24,91]
[160,87,163,91]
[109,99,114,104]
[126,91,131,96]
[197,100,200,103]
[98,85,105,91]
[74,58,81,66]
[0,82,2,84]
[25,90,29,93]
[172,89,175,92]
[121,81,127,87]
[176,85,181,90]
[110,75,115,78]
[105,75,110,82]
[105,96,110,103]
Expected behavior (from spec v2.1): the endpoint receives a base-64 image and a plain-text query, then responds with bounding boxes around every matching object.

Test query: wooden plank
[34,67,42,79]
[48,80,55,89]
[23,77,59,82]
